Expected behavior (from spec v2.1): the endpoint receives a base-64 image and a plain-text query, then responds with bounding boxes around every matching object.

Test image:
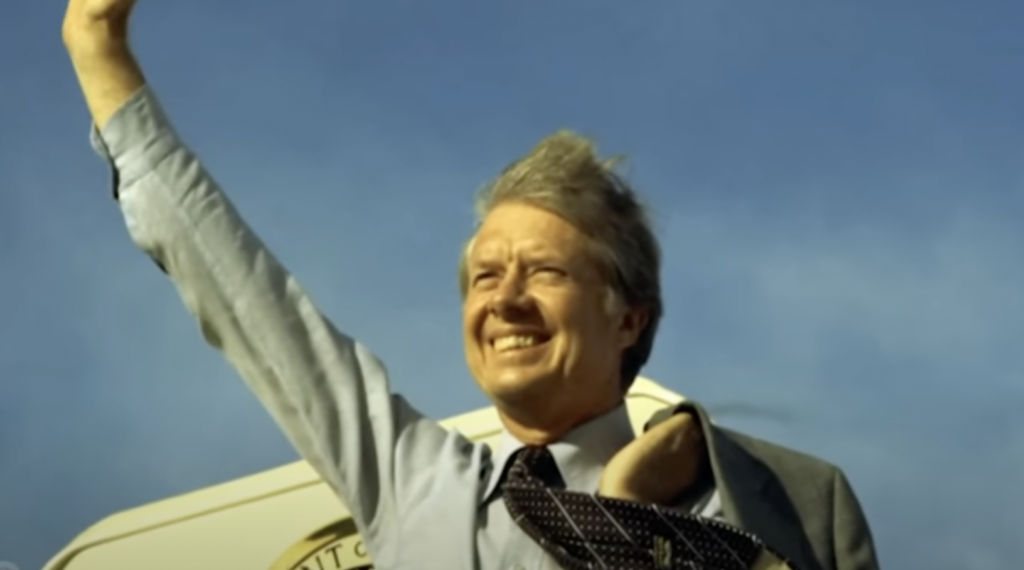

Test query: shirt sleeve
[88,85,454,546]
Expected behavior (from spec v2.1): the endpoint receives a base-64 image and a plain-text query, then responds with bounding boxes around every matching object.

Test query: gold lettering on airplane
[269,519,373,570]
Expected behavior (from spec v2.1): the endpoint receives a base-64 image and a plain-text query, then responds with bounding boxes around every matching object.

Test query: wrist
[63,19,130,56]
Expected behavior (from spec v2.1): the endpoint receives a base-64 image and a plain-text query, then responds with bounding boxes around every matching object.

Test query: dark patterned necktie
[501,446,797,570]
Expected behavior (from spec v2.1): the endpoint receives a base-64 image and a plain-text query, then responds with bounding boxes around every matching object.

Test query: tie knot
[506,446,564,488]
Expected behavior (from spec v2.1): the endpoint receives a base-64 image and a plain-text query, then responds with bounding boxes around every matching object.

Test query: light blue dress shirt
[90,86,720,570]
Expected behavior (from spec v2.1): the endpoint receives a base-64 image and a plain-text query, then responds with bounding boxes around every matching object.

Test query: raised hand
[62,0,145,128]
[63,0,139,44]
[598,410,708,505]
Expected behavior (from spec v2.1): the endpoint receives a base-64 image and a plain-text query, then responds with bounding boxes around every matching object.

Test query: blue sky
[2,1,1022,568]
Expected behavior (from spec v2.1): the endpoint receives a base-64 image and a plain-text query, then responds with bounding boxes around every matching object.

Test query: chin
[482,371,556,405]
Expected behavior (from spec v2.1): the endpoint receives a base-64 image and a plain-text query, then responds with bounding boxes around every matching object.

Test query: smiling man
[461,157,658,447]
[62,0,880,569]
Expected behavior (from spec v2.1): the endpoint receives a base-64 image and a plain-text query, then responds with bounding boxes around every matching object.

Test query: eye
[472,271,499,287]
[533,266,567,278]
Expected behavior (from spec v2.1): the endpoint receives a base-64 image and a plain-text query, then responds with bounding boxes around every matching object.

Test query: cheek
[462,300,486,344]
[558,296,616,348]
[462,305,484,372]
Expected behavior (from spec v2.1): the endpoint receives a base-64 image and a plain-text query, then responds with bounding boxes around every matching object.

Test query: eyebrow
[470,248,567,265]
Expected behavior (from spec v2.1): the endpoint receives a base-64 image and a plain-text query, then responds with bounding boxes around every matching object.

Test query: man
[61,1,880,569]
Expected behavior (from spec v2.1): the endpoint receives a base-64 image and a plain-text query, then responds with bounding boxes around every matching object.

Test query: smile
[491,334,550,353]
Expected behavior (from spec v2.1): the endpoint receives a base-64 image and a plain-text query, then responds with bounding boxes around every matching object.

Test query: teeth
[493,335,541,352]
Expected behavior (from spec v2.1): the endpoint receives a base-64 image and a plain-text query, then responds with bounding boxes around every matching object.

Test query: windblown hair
[458,130,663,391]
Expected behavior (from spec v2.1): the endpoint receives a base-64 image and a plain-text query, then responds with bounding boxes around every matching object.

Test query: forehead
[470,202,591,259]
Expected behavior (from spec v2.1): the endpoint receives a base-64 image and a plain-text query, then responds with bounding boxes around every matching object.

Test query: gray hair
[458,130,663,391]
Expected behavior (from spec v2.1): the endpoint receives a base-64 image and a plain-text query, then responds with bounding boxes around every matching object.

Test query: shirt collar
[480,403,636,505]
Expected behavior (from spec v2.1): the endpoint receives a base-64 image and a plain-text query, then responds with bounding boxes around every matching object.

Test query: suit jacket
[645,402,881,570]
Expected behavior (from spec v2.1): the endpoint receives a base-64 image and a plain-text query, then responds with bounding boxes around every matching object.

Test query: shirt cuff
[88,85,181,195]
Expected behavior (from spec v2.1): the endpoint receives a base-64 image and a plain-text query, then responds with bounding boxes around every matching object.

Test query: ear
[617,304,650,350]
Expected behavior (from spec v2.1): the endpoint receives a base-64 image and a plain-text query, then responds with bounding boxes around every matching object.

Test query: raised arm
[61,0,460,552]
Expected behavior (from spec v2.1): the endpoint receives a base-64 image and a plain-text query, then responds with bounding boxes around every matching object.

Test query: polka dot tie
[501,446,798,570]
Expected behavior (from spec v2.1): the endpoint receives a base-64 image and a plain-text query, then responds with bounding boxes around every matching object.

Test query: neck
[497,397,623,446]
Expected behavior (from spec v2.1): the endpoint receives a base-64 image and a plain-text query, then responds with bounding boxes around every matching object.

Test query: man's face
[463,201,644,422]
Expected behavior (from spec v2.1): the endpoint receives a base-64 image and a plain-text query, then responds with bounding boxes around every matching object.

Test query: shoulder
[716,426,845,491]
[712,426,879,569]
[648,402,853,501]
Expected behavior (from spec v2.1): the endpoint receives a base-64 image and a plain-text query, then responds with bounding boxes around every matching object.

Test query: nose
[487,271,531,317]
